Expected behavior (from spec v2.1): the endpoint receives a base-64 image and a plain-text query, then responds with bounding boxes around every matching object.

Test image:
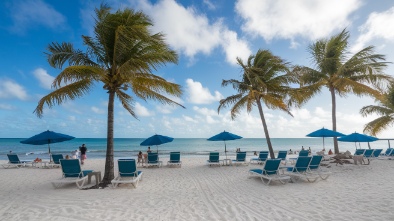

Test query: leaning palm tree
[360,84,394,136]
[293,29,392,154]
[34,5,184,185]
[218,49,297,159]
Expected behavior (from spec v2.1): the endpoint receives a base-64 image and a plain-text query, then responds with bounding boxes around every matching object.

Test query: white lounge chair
[2,154,32,168]
[248,159,290,185]
[167,152,182,167]
[207,152,221,166]
[232,152,248,166]
[111,159,143,188]
[51,159,93,189]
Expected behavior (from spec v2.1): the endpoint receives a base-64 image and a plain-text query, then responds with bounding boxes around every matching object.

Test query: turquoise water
[0,138,390,161]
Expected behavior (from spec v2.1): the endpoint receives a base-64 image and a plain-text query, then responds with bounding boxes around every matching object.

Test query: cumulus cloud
[33,68,54,90]
[9,0,66,33]
[91,106,105,114]
[186,79,223,104]
[203,0,216,10]
[352,7,394,52]
[183,115,198,123]
[0,104,15,110]
[235,0,361,46]
[0,79,28,100]
[135,102,153,117]
[136,0,251,65]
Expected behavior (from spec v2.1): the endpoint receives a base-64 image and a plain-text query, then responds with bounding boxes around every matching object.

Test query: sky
[1,0,394,138]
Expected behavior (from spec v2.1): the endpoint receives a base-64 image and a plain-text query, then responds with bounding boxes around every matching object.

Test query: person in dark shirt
[79,144,87,165]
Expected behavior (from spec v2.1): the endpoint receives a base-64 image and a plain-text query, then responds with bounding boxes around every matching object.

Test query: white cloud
[0,104,15,110]
[183,115,198,123]
[186,79,223,104]
[0,79,28,100]
[193,106,218,116]
[33,68,55,90]
[9,0,66,33]
[136,0,251,65]
[203,0,216,10]
[235,0,361,45]
[69,116,76,121]
[135,102,153,117]
[352,7,394,52]
[91,106,105,114]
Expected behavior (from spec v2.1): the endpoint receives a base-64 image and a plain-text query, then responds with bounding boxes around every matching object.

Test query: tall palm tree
[34,5,184,185]
[360,84,394,136]
[294,29,392,154]
[218,49,297,159]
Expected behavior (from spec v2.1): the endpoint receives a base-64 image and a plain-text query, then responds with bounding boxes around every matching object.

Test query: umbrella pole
[48,143,52,162]
[224,141,227,160]
[323,137,325,149]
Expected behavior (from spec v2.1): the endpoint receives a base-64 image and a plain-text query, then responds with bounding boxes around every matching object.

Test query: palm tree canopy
[361,84,394,136]
[219,49,297,118]
[35,4,183,118]
[295,29,392,99]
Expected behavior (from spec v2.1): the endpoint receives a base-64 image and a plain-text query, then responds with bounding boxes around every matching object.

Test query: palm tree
[360,84,394,136]
[34,5,184,185]
[293,29,392,154]
[218,49,297,159]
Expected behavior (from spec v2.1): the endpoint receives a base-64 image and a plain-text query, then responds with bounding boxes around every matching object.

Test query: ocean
[0,138,390,161]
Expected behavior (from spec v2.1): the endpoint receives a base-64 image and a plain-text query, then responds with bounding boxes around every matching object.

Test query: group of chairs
[248,155,330,185]
[207,151,249,166]
[1,153,65,169]
[140,152,182,168]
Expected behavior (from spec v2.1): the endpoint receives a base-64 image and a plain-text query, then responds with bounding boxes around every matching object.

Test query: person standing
[79,144,87,165]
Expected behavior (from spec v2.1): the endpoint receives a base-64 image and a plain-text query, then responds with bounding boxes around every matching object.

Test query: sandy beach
[1,156,393,221]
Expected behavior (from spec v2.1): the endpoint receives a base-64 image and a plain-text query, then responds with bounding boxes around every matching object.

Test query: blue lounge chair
[49,154,64,168]
[250,151,269,164]
[2,154,32,168]
[146,152,162,168]
[51,159,93,189]
[276,151,288,165]
[284,156,318,183]
[232,152,248,166]
[378,148,394,159]
[298,150,309,157]
[207,152,221,166]
[308,155,331,180]
[111,159,143,188]
[354,149,366,156]
[371,149,383,159]
[248,159,290,185]
[167,152,182,167]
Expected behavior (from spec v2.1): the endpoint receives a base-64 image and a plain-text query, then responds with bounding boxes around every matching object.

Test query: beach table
[34,161,50,169]
[222,159,232,166]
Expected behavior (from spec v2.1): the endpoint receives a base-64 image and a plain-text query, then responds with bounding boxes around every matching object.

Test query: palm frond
[34,79,93,118]
[116,89,137,119]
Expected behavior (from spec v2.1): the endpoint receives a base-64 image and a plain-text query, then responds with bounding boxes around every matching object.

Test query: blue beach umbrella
[20,130,75,160]
[140,134,174,153]
[306,127,345,149]
[207,130,242,159]
[338,132,378,149]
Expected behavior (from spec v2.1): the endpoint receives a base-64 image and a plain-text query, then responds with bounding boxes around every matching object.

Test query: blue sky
[1,0,394,138]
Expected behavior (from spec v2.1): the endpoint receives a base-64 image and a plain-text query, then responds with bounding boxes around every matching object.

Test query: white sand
[0,156,393,221]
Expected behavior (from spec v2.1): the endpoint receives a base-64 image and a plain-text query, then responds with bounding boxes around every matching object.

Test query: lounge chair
[276,151,288,165]
[232,152,248,166]
[250,151,268,164]
[379,148,394,159]
[370,149,383,159]
[2,154,32,168]
[207,152,221,166]
[354,149,366,156]
[111,159,143,188]
[51,159,93,189]
[283,156,318,183]
[146,152,162,168]
[49,154,64,168]
[308,155,331,180]
[298,150,309,157]
[248,159,290,185]
[167,152,182,167]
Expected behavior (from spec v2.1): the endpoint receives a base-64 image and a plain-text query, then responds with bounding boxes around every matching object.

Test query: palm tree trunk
[330,86,339,154]
[256,98,275,159]
[102,90,115,184]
